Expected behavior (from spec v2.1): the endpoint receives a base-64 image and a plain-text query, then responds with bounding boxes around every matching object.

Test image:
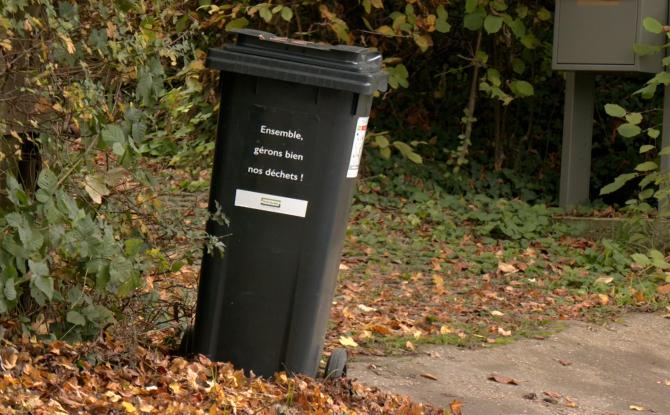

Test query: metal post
[559,71,595,208]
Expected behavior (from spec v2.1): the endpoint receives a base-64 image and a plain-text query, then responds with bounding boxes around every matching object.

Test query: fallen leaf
[420,373,438,381]
[656,284,670,295]
[564,396,578,408]
[439,325,453,335]
[357,304,376,313]
[597,293,609,305]
[557,359,573,366]
[338,263,349,270]
[449,400,463,415]
[595,276,614,284]
[662,379,670,386]
[339,336,359,348]
[432,274,445,294]
[543,391,562,399]
[371,325,392,335]
[487,374,519,385]
[629,404,646,411]
[498,262,518,274]
[121,401,137,413]
[497,327,512,337]
[490,310,504,317]
[405,341,415,351]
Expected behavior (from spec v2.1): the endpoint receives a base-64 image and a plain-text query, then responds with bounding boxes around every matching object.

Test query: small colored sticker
[347,117,369,178]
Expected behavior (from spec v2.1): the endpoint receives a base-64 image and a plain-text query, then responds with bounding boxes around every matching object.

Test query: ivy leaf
[509,80,534,97]
[259,5,272,23]
[635,161,658,172]
[639,145,656,154]
[465,0,479,13]
[102,124,126,148]
[37,169,58,194]
[600,173,638,195]
[643,17,663,34]
[4,279,16,302]
[463,11,484,31]
[631,253,651,266]
[625,112,643,125]
[33,275,54,301]
[604,104,626,118]
[649,249,670,269]
[280,7,293,22]
[617,123,641,138]
[66,310,87,326]
[484,15,503,34]
[633,43,661,56]
[225,18,248,31]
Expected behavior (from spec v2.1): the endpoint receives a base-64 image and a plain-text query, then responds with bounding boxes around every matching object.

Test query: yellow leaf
[405,340,415,351]
[376,25,396,36]
[58,33,76,54]
[490,310,504,317]
[439,325,453,335]
[629,405,646,411]
[339,336,359,348]
[121,402,137,413]
[169,382,182,394]
[0,39,12,51]
[432,274,445,294]
[597,293,610,305]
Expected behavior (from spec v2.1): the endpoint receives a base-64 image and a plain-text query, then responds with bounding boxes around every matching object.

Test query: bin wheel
[324,348,347,380]
[178,326,194,356]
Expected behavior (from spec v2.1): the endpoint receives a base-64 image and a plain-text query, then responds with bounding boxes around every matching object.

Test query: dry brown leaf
[487,374,519,385]
[629,404,646,411]
[405,341,415,351]
[543,391,562,399]
[420,373,438,381]
[449,400,463,415]
[656,284,670,295]
[557,359,573,366]
[497,327,512,337]
[498,262,518,274]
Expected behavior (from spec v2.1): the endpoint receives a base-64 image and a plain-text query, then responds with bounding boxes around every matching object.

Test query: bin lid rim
[221,29,384,74]
[207,49,388,94]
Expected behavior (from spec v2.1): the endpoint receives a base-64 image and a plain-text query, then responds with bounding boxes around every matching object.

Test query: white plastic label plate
[234,189,308,218]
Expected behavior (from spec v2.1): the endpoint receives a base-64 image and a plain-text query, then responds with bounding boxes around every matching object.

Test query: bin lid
[206,29,388,95]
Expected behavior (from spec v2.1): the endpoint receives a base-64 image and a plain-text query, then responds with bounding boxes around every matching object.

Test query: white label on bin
[347,117,369,178]
[234,189,308,218]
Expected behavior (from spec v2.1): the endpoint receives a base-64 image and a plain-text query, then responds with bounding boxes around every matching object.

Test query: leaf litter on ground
[0,337,443,414]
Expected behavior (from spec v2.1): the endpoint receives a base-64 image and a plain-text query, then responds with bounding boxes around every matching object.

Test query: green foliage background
[0,0,665,338]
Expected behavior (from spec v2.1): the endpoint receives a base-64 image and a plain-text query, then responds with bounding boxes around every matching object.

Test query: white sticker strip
[347,116,369,178]
[234,189,308,218]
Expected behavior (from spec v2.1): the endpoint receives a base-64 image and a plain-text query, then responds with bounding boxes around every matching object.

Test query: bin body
[190,30,387,377]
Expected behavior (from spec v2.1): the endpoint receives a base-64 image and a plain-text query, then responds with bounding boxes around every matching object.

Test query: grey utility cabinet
[553,0,668,73]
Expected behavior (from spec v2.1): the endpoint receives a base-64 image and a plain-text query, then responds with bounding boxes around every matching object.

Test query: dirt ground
[349,313,670,415]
